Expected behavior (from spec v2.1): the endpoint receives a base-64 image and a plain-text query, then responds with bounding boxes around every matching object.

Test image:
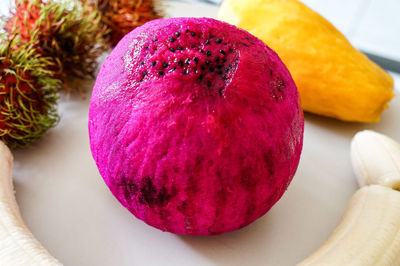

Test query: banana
[0,141,62,265]
[298,185,400,266]
[351,130,400,189]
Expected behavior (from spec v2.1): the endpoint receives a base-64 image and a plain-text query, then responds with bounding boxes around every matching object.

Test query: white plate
[7,2,400,266]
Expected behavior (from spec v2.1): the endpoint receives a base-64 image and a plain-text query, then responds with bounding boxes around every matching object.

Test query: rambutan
[5,0,109,92]
[0,36,60,148]
[86,0,163,46]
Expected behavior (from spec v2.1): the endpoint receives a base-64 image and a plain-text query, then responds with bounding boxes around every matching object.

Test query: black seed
[243,43,249,47]
[210,35,215,39]
[224,43,228,45]
[220,50,226,55]
[219,89,224,96]
[139,61,144,65]
[216,38,222,44]
[159,71,164,76]
[205,39,210,45]
[151,61,156,66]
[217,70,223,75]
[145,46,149,50]
[193,57,199,63]
[207,81,212,87]
[215,57,220,63]
[186,29,189,33]
[222,76,228,81]
[153,38,158,42]
[169,48,176,52]
[185,59,191,65]
[191,32,196,36]
[225,68,230,73]
[199,75,204,81]
[200,49,205,54]
[216,64,223,69]
[177,46,183,50]
[162,62,169,68]
[201,65,206,70]
[142,71,148,76]
[209,67,214,72]
[229,48,233,53]
[222,58,227,63]
[178,60,183,67]
[175,32,181,37]
[169,67,176,72]
[206,51,212,56]
[270,70,273,75]
[205,60,210,65]
[169,37,175,42]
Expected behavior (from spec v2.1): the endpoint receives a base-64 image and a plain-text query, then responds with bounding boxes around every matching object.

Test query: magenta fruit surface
[89,17,304,235]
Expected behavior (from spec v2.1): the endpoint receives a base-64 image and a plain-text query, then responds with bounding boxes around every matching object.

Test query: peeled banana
[299,130,400,265]
[351,130,400,190]
[0,141,62,265]
[298,185,400,266]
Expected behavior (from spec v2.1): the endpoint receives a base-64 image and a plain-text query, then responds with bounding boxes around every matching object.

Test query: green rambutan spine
[0,35,60,148]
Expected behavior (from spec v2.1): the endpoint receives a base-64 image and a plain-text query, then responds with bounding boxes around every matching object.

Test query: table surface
[2,1,400,265]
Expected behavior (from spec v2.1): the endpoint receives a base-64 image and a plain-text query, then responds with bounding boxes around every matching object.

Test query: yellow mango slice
[218,0,394,122]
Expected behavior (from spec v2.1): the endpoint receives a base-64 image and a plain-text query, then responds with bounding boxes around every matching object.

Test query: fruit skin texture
[0,37,60,149]
[89,17,304,235]
[218,0,394,123]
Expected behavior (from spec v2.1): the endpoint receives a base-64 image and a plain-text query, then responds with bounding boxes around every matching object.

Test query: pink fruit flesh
[89,17,304,235]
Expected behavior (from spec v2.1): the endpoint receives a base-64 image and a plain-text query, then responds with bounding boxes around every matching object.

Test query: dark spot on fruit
[199,75,204,81]
[209,66,214,72]
[201,65,206,70]
[215,57,220,63]
[169,48,176,52]
[205,60,210,65]
[220,50,226,55]
[178,60,183,67]
[217,70,223,75]
[210,35,215,39]
[169,67,176,72]
[216,38,222,44]
[185,69,190,75]
[175,32,181,37]
[270,70,273,75]
[229,48,233,53]
[207,81,212,87]
[177,46,183,50]
[222,58,227,63]
[219,88,224,96]
[118,177,138,202]
[191,32,196,37]
[142,71,148,76]
[225,68,230,73]
[158,71,164,76]
[205,39,210,45]
[145,46,149,50]
[243,43,249,47]
[139,61,144,65]
[185,58,191,65]
[137,177,173,207]
[200,49,205,54]
[193,57,199,63]
[151,61,156,66]
[186,29,189,33]
[168,37,175,42]
[162,62,169,68]
[222,76,228,81]
[216,64,223,69]
[153,38,158,42]
[206,51,212,56]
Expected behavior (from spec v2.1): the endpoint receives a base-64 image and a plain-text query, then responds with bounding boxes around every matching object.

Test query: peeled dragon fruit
[89,17,304,235]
